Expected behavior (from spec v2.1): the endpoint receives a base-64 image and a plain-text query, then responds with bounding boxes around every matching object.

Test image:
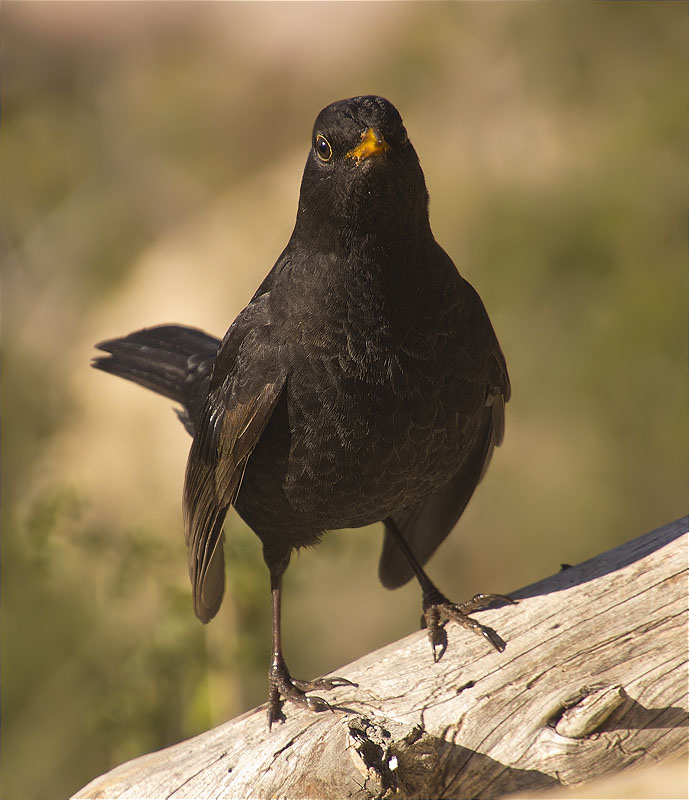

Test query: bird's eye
[315,134,333,162]
[399,127,409,147]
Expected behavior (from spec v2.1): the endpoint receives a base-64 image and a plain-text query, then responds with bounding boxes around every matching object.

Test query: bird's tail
[92,324,220,435]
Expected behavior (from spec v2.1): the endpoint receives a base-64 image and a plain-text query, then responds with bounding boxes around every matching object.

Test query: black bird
[93,95,512,726]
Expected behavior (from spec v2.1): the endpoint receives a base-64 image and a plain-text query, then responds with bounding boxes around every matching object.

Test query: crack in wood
[166,750,228,799]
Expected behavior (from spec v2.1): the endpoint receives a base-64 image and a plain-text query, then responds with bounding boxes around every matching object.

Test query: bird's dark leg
[384,518,515,662]
[267,566,356,728]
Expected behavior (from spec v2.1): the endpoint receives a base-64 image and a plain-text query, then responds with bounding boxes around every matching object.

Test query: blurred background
[3,3,686,799]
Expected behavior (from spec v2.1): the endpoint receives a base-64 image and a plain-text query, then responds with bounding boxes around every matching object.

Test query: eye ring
[315,134,333,162]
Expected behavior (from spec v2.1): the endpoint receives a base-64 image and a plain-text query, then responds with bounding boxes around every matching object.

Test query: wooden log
[73,516,688,800]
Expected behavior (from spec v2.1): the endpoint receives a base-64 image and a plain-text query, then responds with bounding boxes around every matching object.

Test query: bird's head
[295,96,430,246]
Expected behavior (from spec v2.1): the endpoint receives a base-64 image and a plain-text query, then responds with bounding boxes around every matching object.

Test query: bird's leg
[384,518,515,662]
[267,568,356,728]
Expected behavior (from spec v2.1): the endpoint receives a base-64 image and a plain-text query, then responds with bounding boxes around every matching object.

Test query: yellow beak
[346,127,390,162]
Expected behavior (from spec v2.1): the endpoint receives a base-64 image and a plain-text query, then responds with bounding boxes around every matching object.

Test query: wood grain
[73,516,688,799]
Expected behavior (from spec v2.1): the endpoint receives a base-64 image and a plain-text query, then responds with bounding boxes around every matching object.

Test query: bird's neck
[331,229,444,315]
[294,216,434,267]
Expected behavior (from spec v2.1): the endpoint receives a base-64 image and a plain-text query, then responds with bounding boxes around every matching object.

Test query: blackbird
[93,95,512,726]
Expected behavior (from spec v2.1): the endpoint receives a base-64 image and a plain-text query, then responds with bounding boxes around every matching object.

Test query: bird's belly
[294,397,476,526]
[236,361,484,539]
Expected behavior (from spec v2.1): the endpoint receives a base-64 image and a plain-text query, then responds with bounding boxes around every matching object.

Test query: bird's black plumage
[93,95,511,725]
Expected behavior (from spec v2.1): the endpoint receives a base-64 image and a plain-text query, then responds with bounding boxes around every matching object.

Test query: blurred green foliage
[3,3,686,799]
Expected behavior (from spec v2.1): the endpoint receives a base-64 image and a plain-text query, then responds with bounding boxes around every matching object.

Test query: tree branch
[73,516,688,800]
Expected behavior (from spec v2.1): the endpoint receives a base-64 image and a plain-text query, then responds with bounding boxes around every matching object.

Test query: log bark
[73,516,688,800]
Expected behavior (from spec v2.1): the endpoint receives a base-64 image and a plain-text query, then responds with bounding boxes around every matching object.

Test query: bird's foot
[267,659,357,728]
[422,589,516,662]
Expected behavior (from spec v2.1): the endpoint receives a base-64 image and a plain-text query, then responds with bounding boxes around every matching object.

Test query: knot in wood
[554,684,627,739]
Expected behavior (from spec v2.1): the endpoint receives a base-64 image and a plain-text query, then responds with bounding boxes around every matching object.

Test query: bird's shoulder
[210,287,279,392]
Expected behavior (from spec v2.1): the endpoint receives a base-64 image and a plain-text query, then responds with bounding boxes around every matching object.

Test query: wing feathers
[183,378,285,623]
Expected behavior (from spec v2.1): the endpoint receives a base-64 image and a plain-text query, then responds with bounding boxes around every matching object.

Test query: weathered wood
[73,517,688,800]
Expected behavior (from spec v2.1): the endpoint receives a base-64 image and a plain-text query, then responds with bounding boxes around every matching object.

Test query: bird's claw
[268,667,356,728]
[422,592,515,659]
[292,675,357,692]
[304,695,331,713]
[456,592,517,614]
